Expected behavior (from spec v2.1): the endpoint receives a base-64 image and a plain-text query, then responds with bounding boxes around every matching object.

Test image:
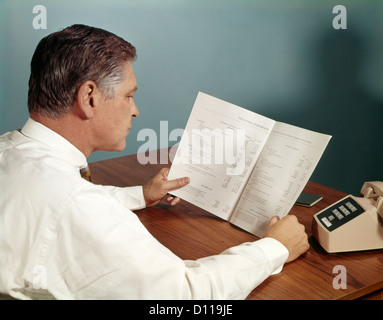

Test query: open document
[168,92,331,237]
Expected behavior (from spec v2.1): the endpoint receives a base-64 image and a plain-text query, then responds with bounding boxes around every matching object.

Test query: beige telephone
[312,181,383,253]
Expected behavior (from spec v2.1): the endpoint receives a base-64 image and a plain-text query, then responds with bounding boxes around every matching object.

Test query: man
[0,24,309,299]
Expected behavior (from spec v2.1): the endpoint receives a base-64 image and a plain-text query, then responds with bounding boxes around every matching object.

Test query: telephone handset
[360,181,383,220]
[312,181,383,253]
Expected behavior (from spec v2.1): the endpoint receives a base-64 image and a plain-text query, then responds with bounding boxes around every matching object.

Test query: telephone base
[312,195,383,253]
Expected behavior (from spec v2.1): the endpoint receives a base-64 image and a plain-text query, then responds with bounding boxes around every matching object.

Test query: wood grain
[89,148,383,300]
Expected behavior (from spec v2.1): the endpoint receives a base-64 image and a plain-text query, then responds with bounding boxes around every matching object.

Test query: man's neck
[30,113,94,158]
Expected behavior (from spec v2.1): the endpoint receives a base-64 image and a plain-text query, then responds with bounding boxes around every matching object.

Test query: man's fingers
[166,196,181,206]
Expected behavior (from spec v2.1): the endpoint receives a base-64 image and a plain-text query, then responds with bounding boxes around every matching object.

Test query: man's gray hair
[28,24,137,118]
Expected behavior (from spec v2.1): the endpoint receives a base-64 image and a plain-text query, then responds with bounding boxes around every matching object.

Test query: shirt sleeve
[184,238,288,299]
[48,186,288,300]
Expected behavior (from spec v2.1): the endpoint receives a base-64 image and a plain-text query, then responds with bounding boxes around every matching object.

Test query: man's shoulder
[0,130,23,151]
[0,133,83,202]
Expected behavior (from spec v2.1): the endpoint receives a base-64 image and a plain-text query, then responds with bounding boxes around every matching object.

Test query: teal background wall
[1,0,382,194]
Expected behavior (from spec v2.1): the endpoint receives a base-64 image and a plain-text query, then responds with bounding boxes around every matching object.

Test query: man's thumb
[166,176,190,191]
[268,216,280,227]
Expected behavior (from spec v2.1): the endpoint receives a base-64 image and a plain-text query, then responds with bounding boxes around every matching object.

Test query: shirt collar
[21,118,88,170]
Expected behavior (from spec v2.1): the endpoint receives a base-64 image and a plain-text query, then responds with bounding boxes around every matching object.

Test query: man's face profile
[92,62,139,153]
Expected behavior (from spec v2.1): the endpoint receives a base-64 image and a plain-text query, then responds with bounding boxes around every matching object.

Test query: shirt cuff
[102,185,146,211]
[256,237,289,275]
[123,186,146,211]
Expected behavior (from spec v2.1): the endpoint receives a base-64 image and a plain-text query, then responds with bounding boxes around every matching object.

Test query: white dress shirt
[0,118,288,300]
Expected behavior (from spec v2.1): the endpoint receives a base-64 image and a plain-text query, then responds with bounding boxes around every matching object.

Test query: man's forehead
[122,62,137,91]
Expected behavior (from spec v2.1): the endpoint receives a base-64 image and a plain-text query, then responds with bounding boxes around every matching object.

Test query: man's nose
[131,100,139,118]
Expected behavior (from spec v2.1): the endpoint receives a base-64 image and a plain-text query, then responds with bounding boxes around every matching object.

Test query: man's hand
[263,215,309,263]
[143,168,190,207]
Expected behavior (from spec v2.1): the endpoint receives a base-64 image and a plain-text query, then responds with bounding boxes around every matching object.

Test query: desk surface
[89,149,383,300]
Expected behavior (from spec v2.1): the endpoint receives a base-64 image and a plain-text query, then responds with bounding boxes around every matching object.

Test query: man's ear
[75,81,101,119]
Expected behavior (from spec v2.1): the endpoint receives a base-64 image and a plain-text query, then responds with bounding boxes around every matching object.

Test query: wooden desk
[89,149,383,300]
